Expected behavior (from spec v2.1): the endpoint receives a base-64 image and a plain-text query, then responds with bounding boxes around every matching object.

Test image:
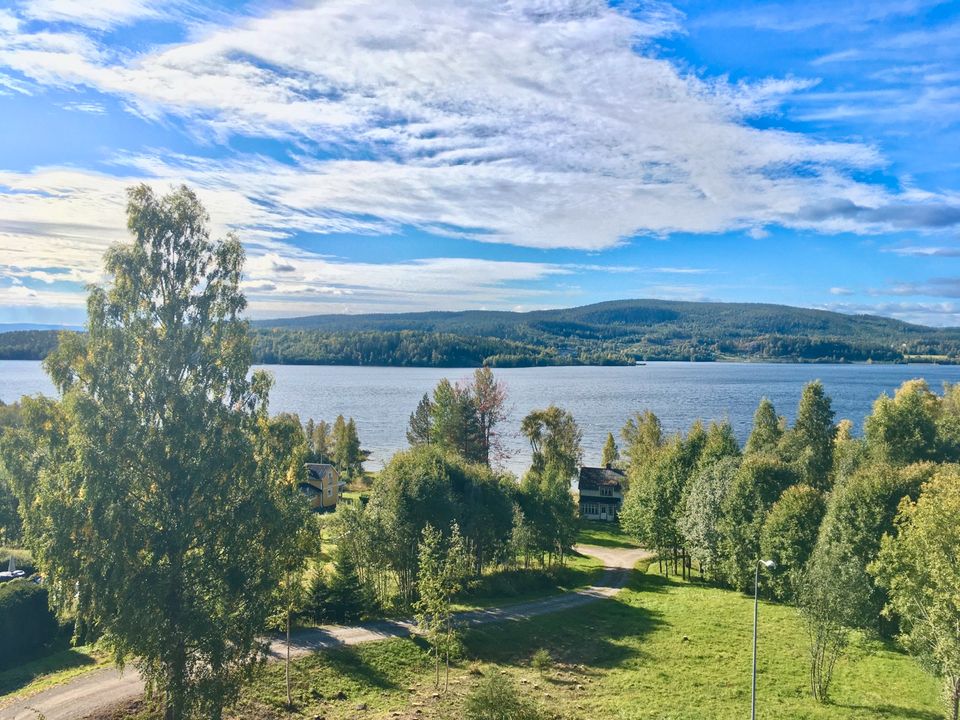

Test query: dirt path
[0,545,651,720]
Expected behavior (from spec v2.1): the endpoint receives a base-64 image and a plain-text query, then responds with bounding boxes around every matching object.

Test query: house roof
[305,463,337,481]
[578,465,626,490]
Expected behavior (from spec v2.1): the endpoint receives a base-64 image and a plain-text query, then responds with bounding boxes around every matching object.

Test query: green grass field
[223,560,941,720]
[576,519,640,549]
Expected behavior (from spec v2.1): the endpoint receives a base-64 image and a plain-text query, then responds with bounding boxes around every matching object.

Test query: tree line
[616,378,960,717]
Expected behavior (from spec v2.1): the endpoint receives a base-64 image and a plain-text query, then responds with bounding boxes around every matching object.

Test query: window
[600,487,613,497]
[326,485,333,496]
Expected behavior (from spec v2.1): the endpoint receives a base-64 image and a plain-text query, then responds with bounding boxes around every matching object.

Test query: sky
[0,0,959,327]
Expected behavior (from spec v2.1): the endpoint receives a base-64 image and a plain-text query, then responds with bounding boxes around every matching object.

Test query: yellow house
[300,463,345,512]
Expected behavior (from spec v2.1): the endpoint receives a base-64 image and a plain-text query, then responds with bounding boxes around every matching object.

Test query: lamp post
[752,559,776,720]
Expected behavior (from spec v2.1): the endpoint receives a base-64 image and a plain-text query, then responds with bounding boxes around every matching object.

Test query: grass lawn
[215,560,941,720]
[576,519,640,549]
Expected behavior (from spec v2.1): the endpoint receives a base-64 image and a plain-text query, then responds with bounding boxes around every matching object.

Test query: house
[300,463,345,512]
[577,465,625,522]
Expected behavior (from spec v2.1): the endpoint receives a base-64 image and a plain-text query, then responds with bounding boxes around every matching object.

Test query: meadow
[222,560,941,720]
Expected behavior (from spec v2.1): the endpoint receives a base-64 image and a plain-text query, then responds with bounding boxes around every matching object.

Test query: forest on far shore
[4,297,960,366]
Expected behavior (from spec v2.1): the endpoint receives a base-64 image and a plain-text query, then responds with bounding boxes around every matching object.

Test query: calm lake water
[3,360,960,475]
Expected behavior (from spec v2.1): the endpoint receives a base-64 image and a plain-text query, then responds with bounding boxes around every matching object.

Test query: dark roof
[578,465,625,490]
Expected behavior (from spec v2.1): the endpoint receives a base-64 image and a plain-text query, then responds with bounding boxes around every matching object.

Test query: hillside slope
[252,299,960,366]
[5,300,959,366]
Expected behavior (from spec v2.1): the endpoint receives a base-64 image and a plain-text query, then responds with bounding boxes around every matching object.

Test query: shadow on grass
[322,644,405,690]
[834,703,942,720]
[0,642,97,696]
[461,590,666,675]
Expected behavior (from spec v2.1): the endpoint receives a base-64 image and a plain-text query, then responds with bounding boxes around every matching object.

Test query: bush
[530,648,553,674]
[464,674,547,720]
[0,580,58,668]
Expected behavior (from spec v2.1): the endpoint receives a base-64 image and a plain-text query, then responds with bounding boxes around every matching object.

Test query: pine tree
[407,393,433,446]
[601,432,619,467]
[745,398,782,455]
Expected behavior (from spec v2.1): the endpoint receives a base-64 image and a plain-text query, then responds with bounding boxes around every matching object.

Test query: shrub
[530,648,553,674]
[0,580,58,668]
[464,674,547,720]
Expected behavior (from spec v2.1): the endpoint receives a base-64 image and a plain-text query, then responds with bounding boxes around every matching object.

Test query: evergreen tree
[407,393,433,447]
[308,544,367,625]
[601,432,619,467]
[745,398,782,455]
[699,421,740,467]
[430,379,483,463]
[345,418,363,476]
[787,381,836,490]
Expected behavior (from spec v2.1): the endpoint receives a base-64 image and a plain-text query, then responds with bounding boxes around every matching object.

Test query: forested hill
[252,299,960,366]
[5,300,960,366]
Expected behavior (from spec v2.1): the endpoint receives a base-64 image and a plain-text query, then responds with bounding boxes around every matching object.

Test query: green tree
[865,379,938,465]
[331,415,363,478]
[679,456,739,581]
[745,398,783,455]
[415,522,469,690]
[262,413,316,710]
[872,467,960,720]
[813,460,932,632]
[306,418,332,463]
[719,455,798,591]
[832,418,866,483]
[601,432,619,467]
[759,484,826,602]
[620,410,663,471]
[699,421,740,467]
[431,379,484,463]
[799,538,864,703]
[307,543,367,625]
[518,465,578,567]
[2,185,305,720]
[781,381,836,490]
[407,393,433,447]
[520,405,582,480]
[937,383,960,461]
[621,437,685,576]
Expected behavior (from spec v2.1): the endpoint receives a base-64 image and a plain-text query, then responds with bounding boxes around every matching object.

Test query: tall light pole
[752,559,776,720]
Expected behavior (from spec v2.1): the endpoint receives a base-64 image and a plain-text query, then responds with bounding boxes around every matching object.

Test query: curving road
[0,545,650,720]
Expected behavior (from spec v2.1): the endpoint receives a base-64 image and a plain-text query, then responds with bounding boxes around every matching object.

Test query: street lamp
[752,559,776,720]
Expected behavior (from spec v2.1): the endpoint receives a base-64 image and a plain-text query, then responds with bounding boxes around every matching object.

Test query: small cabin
[577,465,625,522]
[299,463,345,512]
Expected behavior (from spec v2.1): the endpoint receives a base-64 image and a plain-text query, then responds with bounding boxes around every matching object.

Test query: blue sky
[1,0,959,326]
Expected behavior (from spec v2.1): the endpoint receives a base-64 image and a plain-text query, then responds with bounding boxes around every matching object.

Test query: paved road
[0,545,650,720]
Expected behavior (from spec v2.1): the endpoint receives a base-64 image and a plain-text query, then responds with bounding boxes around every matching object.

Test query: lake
[3,360,960,475]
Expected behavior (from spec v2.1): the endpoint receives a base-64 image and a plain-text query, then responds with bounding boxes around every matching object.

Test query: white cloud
[0,0,914,252]
[824,300,960,327]
[16,0,164,30]
[829,286,854,295]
